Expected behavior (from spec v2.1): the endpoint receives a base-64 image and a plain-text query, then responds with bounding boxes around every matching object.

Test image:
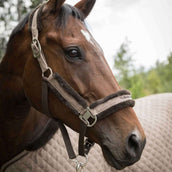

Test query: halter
[30,4,135,171]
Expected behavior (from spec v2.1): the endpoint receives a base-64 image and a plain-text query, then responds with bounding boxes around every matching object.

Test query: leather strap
[57,121,76,159]
[42,80,50,115]
[78,122,87,156]
[44,73,87,116]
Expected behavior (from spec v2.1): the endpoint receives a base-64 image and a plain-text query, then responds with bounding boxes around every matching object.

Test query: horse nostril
[126,134,140,158]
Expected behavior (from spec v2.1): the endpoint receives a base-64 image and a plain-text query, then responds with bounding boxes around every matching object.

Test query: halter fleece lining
[43,73,135,119]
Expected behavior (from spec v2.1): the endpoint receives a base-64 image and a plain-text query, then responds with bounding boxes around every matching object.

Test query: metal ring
[42,67,53,79]
[76,154,88,167]
[76,163,83,172]
[72,154,88,167]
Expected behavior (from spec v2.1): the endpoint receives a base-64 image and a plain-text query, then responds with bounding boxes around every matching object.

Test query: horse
[0,0,146,171]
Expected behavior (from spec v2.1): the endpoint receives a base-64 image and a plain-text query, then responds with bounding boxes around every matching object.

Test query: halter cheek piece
[30,4,135,164]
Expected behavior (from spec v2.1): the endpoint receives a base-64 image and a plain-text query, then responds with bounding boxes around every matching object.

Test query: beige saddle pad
[2,93,172,172]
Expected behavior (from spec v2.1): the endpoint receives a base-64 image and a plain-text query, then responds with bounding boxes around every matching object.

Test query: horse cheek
[23,56,42,111]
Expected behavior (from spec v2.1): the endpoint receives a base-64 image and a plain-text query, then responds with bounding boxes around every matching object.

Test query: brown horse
[0,0,146,170]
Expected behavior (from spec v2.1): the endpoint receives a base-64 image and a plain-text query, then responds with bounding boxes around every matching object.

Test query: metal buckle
[31,38,42,58]
[72,155,88,172]
[79,107,97,127]
[85,138,94,149]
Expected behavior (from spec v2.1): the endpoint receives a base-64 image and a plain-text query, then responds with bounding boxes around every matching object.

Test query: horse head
[19,0,146,169]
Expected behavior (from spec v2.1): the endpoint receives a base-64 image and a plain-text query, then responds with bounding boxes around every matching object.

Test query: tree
[167,52,172,64]
[113,38,135,89]
[113,44,172,98]
[146,69,162,94]
[158,52,172,92]
[0,0,43,60]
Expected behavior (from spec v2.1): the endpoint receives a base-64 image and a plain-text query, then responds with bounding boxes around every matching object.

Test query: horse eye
[68,49,79,57]
[65,47,82,61]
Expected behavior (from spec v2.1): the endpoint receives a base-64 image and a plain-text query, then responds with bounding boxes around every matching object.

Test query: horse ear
[75,0,96,18]
[46,0,65,12]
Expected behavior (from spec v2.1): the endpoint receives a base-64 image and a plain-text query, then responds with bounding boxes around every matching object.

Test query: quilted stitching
[4,93,172,172]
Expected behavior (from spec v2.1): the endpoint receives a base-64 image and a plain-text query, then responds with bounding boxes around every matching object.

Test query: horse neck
[0,35,31,118]
[0,42,29,119]
[0,39,51,165]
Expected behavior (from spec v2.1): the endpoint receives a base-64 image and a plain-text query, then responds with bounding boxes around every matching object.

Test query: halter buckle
[79,107,97,127]
[31,38,42,58]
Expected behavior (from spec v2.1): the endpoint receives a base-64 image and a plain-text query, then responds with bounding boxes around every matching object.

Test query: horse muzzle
[101,133,146,170]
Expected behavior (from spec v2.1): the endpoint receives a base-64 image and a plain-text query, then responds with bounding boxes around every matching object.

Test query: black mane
[58,4,84,28]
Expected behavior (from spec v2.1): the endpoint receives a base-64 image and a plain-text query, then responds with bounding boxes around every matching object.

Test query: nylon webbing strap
[90,95,132,115]
[57,121,76,159]
[79,123,87,156]
[31,7,50,74]
[45,74,87,116]
[42,80,50,115]
[44,74,134,119]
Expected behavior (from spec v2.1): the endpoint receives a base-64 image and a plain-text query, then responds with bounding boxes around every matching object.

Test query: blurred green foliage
[114,39,172,99]
[0,0,42,60]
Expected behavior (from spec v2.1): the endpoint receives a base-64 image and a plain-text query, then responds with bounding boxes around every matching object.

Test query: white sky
[66,0,172,70]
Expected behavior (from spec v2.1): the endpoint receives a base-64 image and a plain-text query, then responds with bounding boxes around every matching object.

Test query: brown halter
[30,3,135,169]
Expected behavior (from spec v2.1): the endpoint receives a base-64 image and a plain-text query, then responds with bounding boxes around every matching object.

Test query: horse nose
[126,133,146,161]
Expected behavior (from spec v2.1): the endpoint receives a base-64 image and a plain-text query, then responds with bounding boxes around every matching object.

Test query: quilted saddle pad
[1,93,172,172]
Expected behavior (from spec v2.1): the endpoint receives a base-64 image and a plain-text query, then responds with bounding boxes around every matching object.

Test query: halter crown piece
[30,3,135,171]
